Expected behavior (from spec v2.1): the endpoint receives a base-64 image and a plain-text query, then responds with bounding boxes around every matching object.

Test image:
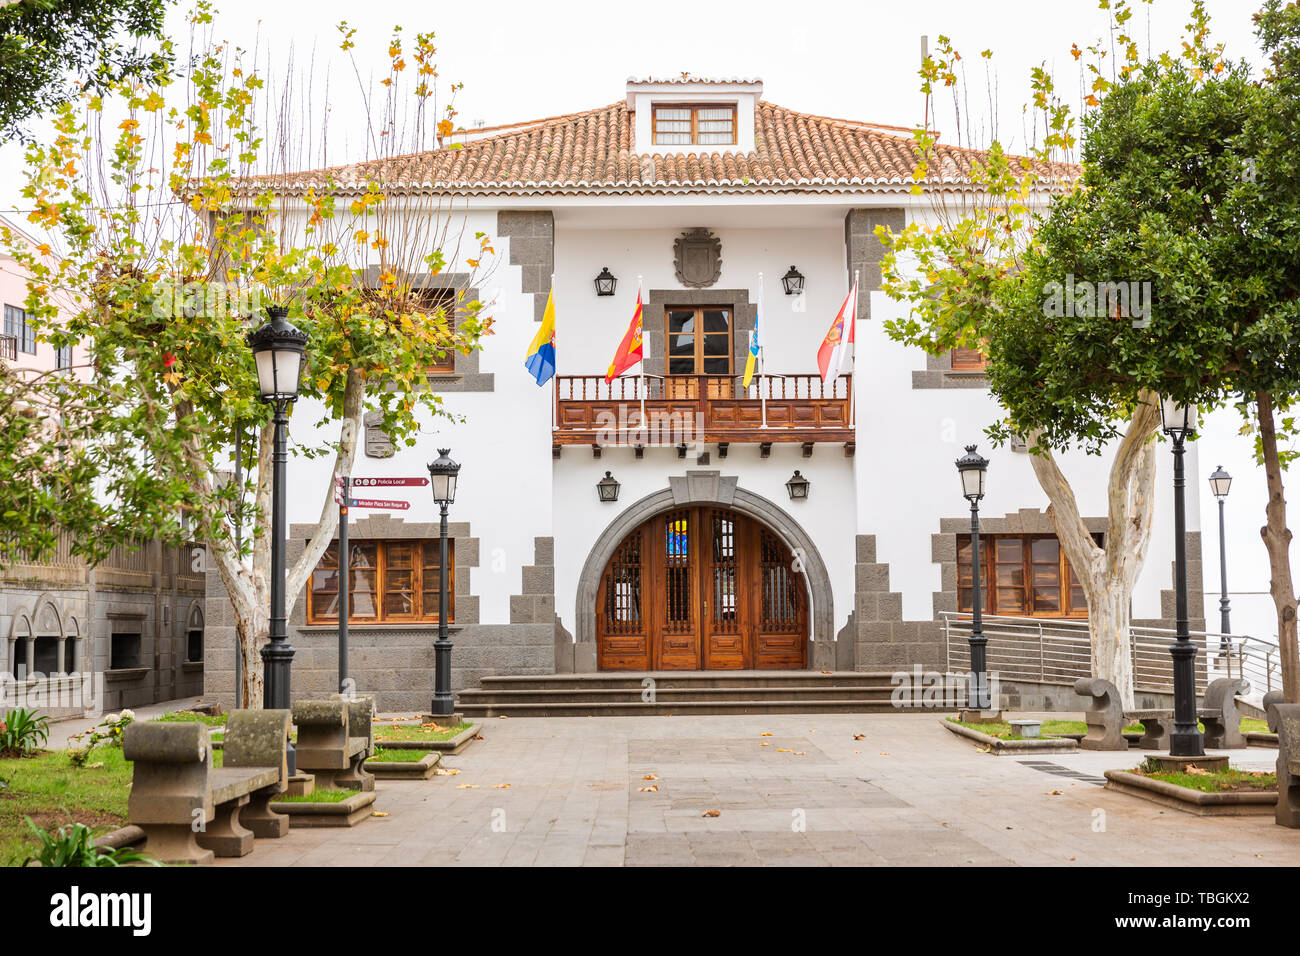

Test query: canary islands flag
[524,288,557,386]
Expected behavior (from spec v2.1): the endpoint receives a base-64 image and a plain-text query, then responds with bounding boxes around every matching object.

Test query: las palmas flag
[524,288,557,385]
[743,283,763,388]
[605,283,644,384]
[817,279,858,388]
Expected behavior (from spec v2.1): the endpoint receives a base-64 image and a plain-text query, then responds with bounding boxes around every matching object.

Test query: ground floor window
[957,533,1097,618]
[308,538,454,625]
[110,633,142,669]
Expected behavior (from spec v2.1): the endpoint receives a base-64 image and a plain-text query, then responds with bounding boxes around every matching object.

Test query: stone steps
[456,671,931,717]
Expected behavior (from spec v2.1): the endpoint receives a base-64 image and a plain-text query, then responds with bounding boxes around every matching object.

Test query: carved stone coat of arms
[673,228,722,288]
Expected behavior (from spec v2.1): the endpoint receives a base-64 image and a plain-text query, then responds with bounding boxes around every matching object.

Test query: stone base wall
[203,531,556,713]
[852,534,945,672]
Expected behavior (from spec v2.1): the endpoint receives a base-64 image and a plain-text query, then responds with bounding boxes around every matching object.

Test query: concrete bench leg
[196,795,255,858]
[1136,718,1170,751]
[139,823,214,867]
[243,786,290,839]
[1202,715,1229,749]
[333,754,376,792]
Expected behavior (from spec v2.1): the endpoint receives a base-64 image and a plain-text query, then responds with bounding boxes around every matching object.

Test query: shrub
[68,710,135,762]
[0,707,51,757]
[21,818,162,867]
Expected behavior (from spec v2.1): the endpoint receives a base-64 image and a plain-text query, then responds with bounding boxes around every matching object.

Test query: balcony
[553,373,854,451]
[0,334,15,362]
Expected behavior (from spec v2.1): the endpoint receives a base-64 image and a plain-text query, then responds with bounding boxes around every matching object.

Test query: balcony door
[596,507,807,670]
[665,307,732,399]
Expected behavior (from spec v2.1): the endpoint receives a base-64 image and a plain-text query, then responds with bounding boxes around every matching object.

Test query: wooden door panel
[655,509,700,668]
[754,527,808,669]
[596,528,651,670]
[703,509,746,669]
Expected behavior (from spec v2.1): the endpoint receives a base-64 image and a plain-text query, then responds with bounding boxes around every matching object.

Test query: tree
[875,3,1173,707]
[5,4,493,705]
[0,0,172,142]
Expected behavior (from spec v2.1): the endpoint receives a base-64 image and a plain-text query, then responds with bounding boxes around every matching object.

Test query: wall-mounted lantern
[594,268,617,297]
[785,470,810,500]
[597,471,621,502]
[781,265,805,296]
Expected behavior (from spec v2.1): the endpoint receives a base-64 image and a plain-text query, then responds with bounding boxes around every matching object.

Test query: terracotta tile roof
[237,100,1076,198]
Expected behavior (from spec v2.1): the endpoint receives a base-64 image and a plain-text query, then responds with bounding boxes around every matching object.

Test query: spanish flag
[605,283,644,384]
[524,288,557,386]
[817,279,857,388]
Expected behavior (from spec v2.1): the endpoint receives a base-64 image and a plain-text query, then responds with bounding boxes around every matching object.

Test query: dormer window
[652,104,737,146]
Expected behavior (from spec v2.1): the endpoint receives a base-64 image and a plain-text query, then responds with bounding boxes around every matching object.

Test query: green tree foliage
[0,0,172,142]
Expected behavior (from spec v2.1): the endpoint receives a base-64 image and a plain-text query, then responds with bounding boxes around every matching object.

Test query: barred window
[308,538,454,624]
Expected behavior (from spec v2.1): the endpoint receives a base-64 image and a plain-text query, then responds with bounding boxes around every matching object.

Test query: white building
[203,77,1206,712]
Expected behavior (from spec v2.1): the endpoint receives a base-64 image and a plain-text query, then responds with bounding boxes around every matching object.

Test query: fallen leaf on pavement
[371,811,390,817]
[638,785,659,792]
[852,750,861,754]
[853,734,866,740]
[457,784,480,789]
[761,732,773,737]
[498,715,509,720]
[879,752,890,756]
[493,783,511,789]
[703,809,721,817]
[1049,789,1062,795]
[760,742,770,747]
[642,774,658,780]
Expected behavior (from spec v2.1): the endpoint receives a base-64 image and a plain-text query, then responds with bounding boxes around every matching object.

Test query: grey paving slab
[217,713,1300,867]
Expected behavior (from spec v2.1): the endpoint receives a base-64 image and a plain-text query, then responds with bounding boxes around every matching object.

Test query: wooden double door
[596,507,807,670]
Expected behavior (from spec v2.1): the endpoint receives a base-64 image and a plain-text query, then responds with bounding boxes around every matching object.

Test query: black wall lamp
[781,265,805,296]
[594,268,617,297]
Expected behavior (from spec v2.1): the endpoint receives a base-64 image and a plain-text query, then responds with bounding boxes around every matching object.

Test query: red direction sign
[351,477,429,488]
[348,498,411,511]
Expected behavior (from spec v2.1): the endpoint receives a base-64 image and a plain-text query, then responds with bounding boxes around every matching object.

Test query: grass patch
[272,788,355,804]
[1241,717,1272,734]
[153,711,226,727]
[1136,758,1277,793]
[0,746,131,867]
[946,718,1135,741]
[373,722,472,743]
[369,747,432,763]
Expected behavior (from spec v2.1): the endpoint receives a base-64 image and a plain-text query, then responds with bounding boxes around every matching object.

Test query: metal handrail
[940,611,1268,694]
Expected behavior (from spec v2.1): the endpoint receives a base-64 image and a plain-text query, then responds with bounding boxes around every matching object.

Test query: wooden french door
[665,307,733,399]
[596,507,807,670]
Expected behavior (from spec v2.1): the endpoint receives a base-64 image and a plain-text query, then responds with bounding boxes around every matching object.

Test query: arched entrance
[596,505,808,670]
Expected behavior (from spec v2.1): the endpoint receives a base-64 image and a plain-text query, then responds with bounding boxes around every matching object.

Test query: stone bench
[1264,692,1300,828]
[292,696,376,793]
[122,710,291,865]
[1075,676,1250,751]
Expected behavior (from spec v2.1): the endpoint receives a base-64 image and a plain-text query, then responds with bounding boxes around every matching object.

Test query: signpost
[334,477,426,694]
[335,476,349,695]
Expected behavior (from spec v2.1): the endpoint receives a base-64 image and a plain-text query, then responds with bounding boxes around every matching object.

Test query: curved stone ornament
[673,228,722,288]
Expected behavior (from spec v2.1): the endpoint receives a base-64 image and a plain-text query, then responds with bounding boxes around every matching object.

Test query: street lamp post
[1209,465,1233,639]
[427,448,461,717]
[247,304,307,772]
[1159,396,1205,759]
[956,444,991,712]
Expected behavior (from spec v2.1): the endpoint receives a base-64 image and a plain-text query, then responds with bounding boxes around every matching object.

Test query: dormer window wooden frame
[950,346,988,372]
[652,104,738,146]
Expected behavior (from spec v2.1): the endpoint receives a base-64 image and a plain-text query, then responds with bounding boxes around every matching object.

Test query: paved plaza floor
[221,712,1300,867]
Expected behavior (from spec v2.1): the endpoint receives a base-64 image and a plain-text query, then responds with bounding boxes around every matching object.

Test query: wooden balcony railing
[0,334,16,362]
[554,373,854,445]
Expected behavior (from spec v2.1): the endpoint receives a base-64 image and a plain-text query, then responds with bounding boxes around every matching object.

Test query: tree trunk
[1025,391,1161,709]
[1256,390,1299,703]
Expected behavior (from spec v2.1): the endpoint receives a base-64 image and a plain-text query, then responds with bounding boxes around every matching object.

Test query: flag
[605,283,644,384]
[743,282,763,388]
[817,279,858,388]
[524,287,557,386]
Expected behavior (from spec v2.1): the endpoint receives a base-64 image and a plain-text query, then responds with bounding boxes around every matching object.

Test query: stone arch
[575,471,835,669]
[31,593,63,638]
[186,600,205,631]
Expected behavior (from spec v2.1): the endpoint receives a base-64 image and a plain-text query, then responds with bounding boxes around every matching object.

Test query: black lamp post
[1209,465,1233,638]
[246,305,307,727]
[956,444,990,711]
[781,265,805,296]
[1159,395,1205,758]
[427,448,460,716]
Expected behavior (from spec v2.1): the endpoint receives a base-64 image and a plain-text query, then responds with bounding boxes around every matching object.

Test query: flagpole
[636,275,646,442]
[850,268,859,428]
[758,271,767,428]
[550,273,557,434]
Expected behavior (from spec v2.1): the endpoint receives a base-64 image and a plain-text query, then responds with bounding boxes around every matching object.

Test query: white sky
[0,0,1292,643]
